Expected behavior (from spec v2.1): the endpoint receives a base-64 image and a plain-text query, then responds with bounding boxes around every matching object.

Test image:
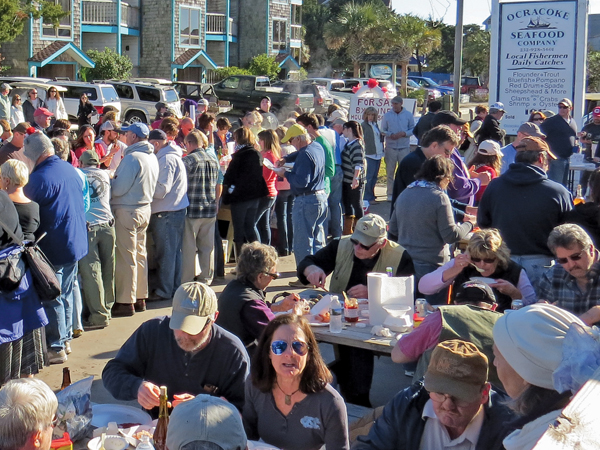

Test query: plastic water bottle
[329,295,343,334]
[137,435,155,450]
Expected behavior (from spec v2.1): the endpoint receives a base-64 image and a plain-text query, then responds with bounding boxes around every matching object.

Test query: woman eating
[243,314,349,450]
[419,228,536,312]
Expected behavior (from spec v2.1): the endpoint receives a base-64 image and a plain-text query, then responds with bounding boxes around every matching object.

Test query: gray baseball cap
[517,122,546,138]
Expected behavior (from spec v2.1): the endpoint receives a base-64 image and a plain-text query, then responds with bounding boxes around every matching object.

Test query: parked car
[408,76,454,96]
[397,79,441,102]
[303,78,348,109]
[277,81,333,114]
[104,80,181,123]
[48,79,121,121]
[445,76,488,96]
[212,75,313,116]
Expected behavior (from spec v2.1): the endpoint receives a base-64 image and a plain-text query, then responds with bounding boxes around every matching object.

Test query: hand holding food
[137,381,161,409]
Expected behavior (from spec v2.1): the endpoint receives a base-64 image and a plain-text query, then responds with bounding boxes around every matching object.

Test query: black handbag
[0,218,61,301]
[0,244,26,293]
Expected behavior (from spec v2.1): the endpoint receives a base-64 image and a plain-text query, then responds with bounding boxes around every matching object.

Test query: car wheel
[126,111,147,124]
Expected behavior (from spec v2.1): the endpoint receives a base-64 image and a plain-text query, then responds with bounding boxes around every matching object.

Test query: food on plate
[134,430,153,440]
[314,311,330,323]
[118,423,140,429]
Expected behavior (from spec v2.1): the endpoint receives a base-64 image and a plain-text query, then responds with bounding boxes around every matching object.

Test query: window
[222,77,240,89]
[272,19,287,50]
[164,89,179,103]
[136,86,161,103]
[63,87,97,101]
[180,7,200,46]
[101,86,119,102]
[114,85,133,100]
[42,0,72,39]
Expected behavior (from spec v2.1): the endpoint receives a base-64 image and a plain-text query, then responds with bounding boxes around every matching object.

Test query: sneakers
[288,279,306,288]
[112,303,135,317]
[73,329,84,339]
[83,321,107,331]
[134,299,146,312]
[64,341,72,355]
[48,349,67,365]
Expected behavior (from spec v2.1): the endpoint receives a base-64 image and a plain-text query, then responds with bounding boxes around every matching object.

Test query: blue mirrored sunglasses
[271,340,309,356]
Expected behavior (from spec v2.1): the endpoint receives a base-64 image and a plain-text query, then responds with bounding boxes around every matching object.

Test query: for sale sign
[489,0,587,134]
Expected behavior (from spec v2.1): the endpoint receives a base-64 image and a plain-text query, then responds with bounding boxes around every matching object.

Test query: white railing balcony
[291,24,302,41]
[82,0,139,29]
[206,13,236,36]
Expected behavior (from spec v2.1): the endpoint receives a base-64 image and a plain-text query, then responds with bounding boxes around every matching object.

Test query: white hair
[23,132,54,164]
[0,159,29,187]
[0,379,58,450]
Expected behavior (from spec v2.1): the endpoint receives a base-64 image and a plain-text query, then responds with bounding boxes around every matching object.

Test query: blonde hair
[185,129,208,149]
[363,107,379,121]
[468,228,511,270]
[0,160,29,187]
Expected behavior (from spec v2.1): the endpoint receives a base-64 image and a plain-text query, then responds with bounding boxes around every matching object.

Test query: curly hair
[236,242,277,285]
[468,228,511,271]
[251,314,332,394]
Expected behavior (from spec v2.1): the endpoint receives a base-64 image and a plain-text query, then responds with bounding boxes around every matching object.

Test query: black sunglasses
[271,340,309,356]
[264,272,280,280]
[471,257,496,264]
[556,251,584,265]
[350,238,376,251]
[558,105,569,109]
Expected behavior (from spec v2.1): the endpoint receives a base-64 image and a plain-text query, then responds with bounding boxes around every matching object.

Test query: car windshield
[406,80,420,88]
[420,77,440,87]
[164,88,179,103]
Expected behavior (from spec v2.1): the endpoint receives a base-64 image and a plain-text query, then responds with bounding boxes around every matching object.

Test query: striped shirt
[341,139,366,184]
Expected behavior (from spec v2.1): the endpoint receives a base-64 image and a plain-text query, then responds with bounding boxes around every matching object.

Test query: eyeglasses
[556,251,585,265]
[558,105,569,109]
[532,117,543,122]
[263,272,280,280]
[31,92,37,95]
[271,340,309,356]
[350,238,377,251]
[47,415,59,428]
[470,257,496,264]
[429,391,473,408]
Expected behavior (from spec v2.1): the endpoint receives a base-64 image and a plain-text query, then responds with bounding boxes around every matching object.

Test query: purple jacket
[447,149,481,206]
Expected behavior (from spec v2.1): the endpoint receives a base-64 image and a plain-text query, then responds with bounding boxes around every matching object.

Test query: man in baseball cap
[102,282,250,418]
[540,97,577,185]
[356,339,515,449]
[297,212,414,406]
[166,394,247,450]
[33,107,54,132]
[500,122,546,174]
[476,102,506,146]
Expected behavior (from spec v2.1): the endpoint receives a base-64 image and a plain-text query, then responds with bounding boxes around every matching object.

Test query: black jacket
[353,382,516,450]
[478,163,573,256]
[22,98,45,124]
[541,114,578,159]
[77,102,96,126]
[222,145,268,204]
[476,115,505,145]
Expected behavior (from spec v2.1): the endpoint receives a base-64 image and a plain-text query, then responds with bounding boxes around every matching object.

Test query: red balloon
[381,86,388,93]
[352,85,360,93]
[367,78,378,89]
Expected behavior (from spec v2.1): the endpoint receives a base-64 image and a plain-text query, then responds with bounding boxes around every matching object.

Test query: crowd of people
[1,80,600,449]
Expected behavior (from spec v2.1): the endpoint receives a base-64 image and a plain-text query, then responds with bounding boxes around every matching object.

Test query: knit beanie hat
[493,303,584,390]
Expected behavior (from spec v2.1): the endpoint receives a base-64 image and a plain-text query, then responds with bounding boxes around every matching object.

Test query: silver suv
[105,80,181,124]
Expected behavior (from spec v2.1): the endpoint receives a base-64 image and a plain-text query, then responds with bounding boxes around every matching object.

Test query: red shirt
[261,150,278,197]
[474,165,497,203]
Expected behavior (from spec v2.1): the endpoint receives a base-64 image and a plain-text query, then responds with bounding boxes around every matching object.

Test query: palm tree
[324,2,389,76]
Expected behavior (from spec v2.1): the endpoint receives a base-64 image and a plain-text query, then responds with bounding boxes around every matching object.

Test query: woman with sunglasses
[77,93,95,127]
[243,313,349,450]
[45,87,68,120]
[390,155,474,305]
[9,95,24,129]
[419,228,536,312]
[528,110,546,124]
[22,89,45,124]
[216,242,299,356]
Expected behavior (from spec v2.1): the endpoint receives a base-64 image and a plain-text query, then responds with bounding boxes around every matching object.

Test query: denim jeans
[547,158,569,186]
[231,198,260,243]
[511,254,553,292]
[149,208,186,298]
[256,196,276,245]
[342,182,365,218]
[327,166,343,239]
[413,260,448,305]
[292,191,328,266]
[364,157,381,202]
[44,262,77,351]
[275,190,294,254]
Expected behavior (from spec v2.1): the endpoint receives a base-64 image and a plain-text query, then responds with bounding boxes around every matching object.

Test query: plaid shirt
[182,148,219,219]
[537,261,600,315]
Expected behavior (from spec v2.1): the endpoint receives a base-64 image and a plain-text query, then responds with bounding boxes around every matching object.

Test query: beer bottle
[153,386,169,450]
[574,185,585,205]
[60,367,72,390]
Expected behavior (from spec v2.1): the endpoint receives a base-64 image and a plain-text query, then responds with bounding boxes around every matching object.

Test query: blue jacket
[24,156,88,266]
[353,382,516,450]
[284,142,325,196]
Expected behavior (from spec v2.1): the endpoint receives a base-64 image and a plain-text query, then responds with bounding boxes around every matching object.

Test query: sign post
[489,0,588,134]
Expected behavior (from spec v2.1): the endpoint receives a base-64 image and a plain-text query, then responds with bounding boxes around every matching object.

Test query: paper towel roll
[368,273,415,326]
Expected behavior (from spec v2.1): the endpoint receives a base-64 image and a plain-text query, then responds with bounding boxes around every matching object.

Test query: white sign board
[490,0,587,134]
[348,96,417,123]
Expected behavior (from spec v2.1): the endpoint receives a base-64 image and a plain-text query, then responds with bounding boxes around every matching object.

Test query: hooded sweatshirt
[478,163,573,256]
[111,140,159,208]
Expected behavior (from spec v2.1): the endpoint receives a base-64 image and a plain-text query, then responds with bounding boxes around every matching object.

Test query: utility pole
[452,0,464,114]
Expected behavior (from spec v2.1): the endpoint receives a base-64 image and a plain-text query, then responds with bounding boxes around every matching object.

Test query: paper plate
[91,404,152,428]
[87,436,128,450]
[469,277,496,285]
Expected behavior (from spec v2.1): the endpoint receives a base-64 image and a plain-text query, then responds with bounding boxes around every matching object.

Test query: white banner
[491,0,585,134]
[348,95,417,123]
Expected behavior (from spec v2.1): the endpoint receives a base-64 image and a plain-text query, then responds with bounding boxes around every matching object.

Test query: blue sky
[390,0,600,26]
